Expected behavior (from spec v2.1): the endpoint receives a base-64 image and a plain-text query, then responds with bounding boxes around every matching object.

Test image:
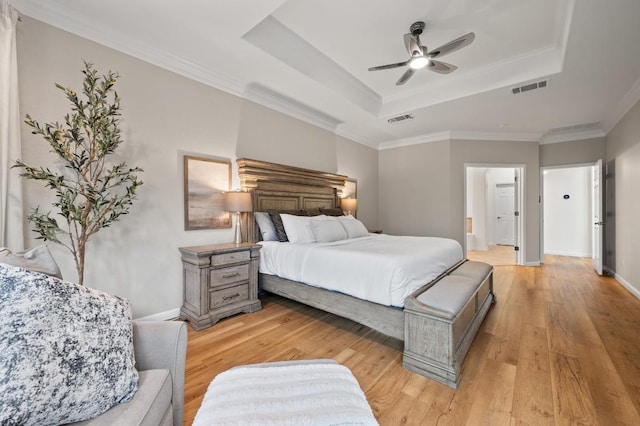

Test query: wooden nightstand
[179,243,261,331]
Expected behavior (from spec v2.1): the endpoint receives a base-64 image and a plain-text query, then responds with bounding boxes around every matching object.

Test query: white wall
[543,167,592,257]
[466,167,487,251]
[16,17,379,318]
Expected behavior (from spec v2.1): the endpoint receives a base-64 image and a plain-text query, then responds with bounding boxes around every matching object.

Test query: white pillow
[310,217,348,243]
[338,216,370,239]
[280,214,316,244]
[254,212,278,241]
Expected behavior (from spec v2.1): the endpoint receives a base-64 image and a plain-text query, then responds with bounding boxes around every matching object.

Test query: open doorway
[464,165,524,266]
[540,162,602,271]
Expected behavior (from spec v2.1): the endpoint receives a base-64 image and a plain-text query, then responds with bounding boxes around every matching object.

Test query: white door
[514,169,521,264]
[592,159,603,275]
[495,183,515,245]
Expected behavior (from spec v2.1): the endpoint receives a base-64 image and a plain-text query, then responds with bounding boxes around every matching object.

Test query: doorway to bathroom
[464,165,524,266]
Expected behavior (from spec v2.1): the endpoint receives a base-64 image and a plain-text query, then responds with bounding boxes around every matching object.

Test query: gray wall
[539,137,606,167]
[450,140,540,264]
[605,97,640,296]
[379,139,540,265]
[378,140,451,237]
[16,17,378,317]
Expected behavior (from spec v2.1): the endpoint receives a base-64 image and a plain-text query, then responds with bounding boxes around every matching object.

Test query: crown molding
[539,129,606,145]
[378,130,542,151]
[334,126,379,149]
[601,74,640,135]
[13,0,245,95]
[378,132,452,150]
[449,131,541,142]
[244,84,342,132]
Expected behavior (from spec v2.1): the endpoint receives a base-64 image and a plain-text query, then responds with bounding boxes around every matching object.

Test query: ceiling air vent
[512,79,548,94]
[388,114,414,124]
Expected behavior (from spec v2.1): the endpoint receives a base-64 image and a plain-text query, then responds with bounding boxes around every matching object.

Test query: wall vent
[512,79,548,94]
[388,114,414,124]
[546,122,601,135]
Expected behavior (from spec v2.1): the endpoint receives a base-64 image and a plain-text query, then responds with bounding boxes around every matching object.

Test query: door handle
[594,221,605,226]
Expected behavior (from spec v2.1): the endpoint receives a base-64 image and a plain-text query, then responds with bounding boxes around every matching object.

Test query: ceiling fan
[368,21,475,86]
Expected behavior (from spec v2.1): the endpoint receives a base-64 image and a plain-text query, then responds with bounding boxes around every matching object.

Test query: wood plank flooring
[183,255,640,425]
[468,245,516,266]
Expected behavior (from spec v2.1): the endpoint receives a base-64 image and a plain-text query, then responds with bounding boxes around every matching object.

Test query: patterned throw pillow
[0,264,138,425]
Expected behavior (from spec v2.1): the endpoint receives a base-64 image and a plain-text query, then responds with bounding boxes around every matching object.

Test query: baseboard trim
[524,261,541,266]
[135,308,180,321]
[613,272,640,300]
[543,250,591,257]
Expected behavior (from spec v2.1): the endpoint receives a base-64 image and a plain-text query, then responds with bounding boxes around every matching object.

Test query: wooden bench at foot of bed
[403,261,495,389]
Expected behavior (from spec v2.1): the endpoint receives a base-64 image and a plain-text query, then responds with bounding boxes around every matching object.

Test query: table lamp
[340,198,357,216]
[223,191,252,244]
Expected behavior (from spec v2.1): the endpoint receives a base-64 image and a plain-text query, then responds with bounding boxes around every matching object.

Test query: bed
[237,158,465,341]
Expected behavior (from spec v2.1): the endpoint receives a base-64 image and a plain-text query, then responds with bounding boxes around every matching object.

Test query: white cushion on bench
[415,275,478,319]
[450,261,493,280]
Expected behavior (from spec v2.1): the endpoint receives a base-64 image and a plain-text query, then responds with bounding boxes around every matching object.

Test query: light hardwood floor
[183,255,640,425]
[468,244,516,266]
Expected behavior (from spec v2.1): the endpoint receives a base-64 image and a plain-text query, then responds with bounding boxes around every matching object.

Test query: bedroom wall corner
[336,136,379,229]
[605,96,640,297]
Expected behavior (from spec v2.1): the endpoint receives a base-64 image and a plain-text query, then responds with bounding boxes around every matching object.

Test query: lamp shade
[223,191,252,212]
[340,198,357,212]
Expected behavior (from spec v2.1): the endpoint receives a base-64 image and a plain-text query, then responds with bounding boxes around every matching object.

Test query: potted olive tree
[14,61,143,285]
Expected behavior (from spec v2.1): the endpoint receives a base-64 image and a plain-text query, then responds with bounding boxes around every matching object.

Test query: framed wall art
[183,155,231,230]
[343,178,357,200]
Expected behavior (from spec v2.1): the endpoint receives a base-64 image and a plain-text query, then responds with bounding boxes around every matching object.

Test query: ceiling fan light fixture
[409,56,429,70]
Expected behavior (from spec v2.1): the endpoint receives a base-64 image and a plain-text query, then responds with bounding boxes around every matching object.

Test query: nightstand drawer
[210,264,249,287]
[211,250,250,266]
[209,283,249,310]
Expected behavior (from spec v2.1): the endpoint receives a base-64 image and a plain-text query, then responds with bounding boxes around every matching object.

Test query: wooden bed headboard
[236,158,348,243]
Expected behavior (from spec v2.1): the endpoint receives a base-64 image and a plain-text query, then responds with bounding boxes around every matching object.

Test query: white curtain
[0,0,24,249]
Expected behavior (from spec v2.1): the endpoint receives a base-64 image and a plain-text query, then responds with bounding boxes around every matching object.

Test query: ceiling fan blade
[428,60,457,74]
[428,32,475,59]
[368,60,409,71]
[395,68,416,86]
[403,33,423,56]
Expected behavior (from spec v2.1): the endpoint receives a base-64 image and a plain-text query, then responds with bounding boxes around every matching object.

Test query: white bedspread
[259,234,463,307]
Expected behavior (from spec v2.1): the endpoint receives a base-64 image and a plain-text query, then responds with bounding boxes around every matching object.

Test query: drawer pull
[222,272,240,279]
[223,293,241,302]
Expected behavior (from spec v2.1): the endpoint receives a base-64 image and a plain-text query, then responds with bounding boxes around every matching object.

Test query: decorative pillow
[338,215,370,239]
[319,207,344,217]
[0,263,138,425]
[0,245,62,279]
[254,212,278,241]
[268,210,308,242]
[305,207,322,216]
[280,214,317,244]
[310,217,348,243]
